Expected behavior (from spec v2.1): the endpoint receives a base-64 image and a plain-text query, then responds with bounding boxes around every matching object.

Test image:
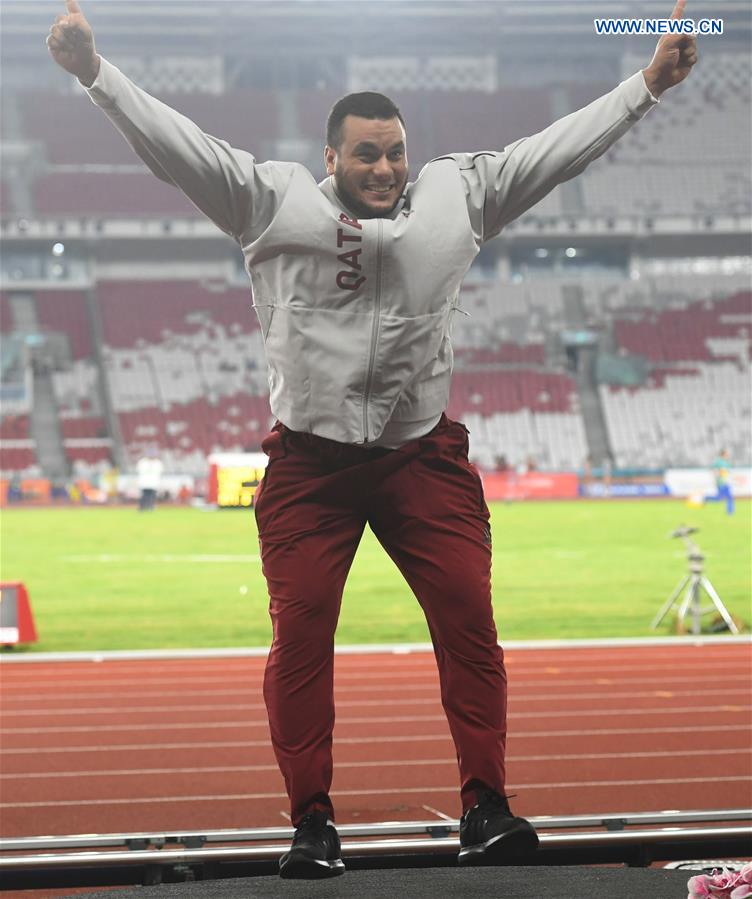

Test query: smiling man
[48,0,697,881]
[325,93,408,219]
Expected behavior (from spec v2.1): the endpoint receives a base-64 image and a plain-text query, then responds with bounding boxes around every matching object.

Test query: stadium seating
[603,291,751,467]
[613,293,751,364]
[3,53,749,480]
[33,172,202,217]
[601,363,750,468]
[580,53,751,218]
[35,291,92,359]
[60,415,113,468]
[447,369,586,470]
[21,89,279,167]
[0,415,37,477]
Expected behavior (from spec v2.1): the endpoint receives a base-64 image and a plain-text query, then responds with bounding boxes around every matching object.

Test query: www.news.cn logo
[594,18,723,35]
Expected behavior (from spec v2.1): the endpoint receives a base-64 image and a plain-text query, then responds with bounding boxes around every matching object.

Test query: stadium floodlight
[650,525,739,635]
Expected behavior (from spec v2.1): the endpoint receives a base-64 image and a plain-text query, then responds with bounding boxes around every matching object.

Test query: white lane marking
[3,687,749,717]
[4,776,751,809]
[61,554,261,563]
[3,659,747,691]
[3,748,747,780]
[3,724,750,754]
[2,636,748,666]
[2,705,749,736]
[6,673,750,704]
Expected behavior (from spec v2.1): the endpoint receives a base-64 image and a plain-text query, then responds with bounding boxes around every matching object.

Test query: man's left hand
[642,0,698,97]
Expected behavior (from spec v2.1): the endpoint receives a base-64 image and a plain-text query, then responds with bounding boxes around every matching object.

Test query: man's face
[325,115,408,219]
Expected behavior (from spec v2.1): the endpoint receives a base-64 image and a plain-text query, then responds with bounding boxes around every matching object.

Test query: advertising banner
[480,471,579,501]
[207,452,268,507]
[664,467,752,498]
[579,482,670,498]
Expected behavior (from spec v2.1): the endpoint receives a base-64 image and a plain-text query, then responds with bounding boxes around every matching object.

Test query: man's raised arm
[642,0,698,97]
[46,0,291,243]
[455,0,698,244]
[46,0,100,86]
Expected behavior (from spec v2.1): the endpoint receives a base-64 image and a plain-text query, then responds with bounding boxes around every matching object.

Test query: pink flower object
[730,864,752,899]
[688,873,714,898]
[687,867,752,899]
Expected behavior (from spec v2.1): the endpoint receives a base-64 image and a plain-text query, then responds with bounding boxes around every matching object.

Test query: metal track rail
[2,811,750,890]
[3,808,750,852]
[2,826,751,871]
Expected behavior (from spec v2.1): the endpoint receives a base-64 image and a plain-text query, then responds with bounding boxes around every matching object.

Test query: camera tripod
[651,526,739,635]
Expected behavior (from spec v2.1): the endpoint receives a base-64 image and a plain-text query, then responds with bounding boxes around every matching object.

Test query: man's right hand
[46,0,100,87]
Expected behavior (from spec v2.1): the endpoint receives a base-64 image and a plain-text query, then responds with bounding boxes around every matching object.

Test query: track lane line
[4,777,751,809]
[5,672,750,703]
[2,724,750,754]
[2,686,748,717]
[3,748,748,780]
[3,704,750,735]
[2,657,748,689]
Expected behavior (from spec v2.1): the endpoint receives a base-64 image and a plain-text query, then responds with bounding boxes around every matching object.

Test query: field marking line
[2,659,748,692]
[2,705,749,736]
[3,724,750,754]
[2,635,749,664]
[4,672,751,704]
[3,748,748,781]
[4,776,751,809]
[3,686,750,718]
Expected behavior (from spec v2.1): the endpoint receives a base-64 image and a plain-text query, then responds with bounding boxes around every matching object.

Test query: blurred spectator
[136,449,163,512]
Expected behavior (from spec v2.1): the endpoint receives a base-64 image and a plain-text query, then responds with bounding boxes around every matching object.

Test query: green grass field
[1,499,749,652]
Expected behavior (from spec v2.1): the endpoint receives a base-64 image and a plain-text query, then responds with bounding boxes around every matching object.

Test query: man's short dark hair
[326,92,405,149]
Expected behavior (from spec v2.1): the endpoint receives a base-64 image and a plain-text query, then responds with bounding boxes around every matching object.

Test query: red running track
[1,642,750,838]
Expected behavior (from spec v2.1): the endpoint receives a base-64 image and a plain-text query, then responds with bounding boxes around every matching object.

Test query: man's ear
[324,145,337,176]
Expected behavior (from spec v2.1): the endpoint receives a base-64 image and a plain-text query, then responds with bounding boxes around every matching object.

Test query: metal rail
[2,827,751,871]
[3,808,749,853]
[1,811,748,891]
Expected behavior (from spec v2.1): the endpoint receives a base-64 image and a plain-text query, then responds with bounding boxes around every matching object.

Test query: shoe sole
[279,851,346,879]
[458,820,539,866]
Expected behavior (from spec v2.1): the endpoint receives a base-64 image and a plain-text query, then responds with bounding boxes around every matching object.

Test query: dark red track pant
[254,414,507,825]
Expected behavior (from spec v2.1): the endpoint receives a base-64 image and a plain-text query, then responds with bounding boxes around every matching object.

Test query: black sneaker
[458,790,539,866]
[279,811,345,879]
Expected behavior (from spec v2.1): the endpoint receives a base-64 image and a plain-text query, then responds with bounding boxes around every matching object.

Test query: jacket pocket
[252,302,277,341]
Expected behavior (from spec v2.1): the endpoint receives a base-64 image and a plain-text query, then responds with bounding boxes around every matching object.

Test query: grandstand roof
[2,0,750,70]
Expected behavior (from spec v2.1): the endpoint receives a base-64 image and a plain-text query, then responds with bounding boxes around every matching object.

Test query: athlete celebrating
[48,0,697,879]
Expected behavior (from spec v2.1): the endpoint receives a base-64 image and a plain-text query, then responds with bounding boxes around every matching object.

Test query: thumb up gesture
[46,0,100,87]
[642,0,698,97]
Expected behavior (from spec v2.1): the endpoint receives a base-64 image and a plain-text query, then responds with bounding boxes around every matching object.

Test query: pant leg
[368,417,507,814]
[255,426,366,825]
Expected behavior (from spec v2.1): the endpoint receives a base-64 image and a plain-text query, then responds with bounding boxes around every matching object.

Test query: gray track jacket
[86,59,657,445]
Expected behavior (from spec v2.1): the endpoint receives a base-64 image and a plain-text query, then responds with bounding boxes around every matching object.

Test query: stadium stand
[0,413,37,476]
[602,291,751,467]
[2,39,750,482]
[34,290,92,359]
[3,279,748,478]
[20,88,279,166]
[579,53,752,218]
[33,172,202,217]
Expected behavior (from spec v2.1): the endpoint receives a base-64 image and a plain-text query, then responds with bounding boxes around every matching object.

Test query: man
[136,448,163,512]
[48,0,697,879]
[712,448,735,516]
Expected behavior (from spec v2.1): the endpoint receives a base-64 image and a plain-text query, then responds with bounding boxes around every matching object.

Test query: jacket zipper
[362,219,384,443]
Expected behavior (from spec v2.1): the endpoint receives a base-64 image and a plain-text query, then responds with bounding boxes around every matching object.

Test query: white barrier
[665,467,752,497]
